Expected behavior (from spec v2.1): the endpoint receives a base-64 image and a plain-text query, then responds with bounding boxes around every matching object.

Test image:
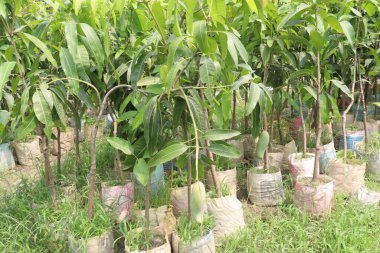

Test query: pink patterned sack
[101,182,134,222]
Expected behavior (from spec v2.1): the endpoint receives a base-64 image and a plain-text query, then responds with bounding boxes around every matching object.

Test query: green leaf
[309,30,325,52]
[106,137,134,155]
[16,114,37,141]
[277,3,310,32]
[137,76,161,87]
[203,129,240,141]
[256,130,269,159]
[32,90,53,126]
[245,84,261,116]
[60,48,79,94]
[199,58,216,84]
[193,20,209,54]
[77,45,90,67]
[131,51,154,86]
[73,0,84,15]
[0,62,16,100]
[151,1,167,40]
[167,36,186,66]
[227,34,238,66]
[144,96,161,154]
[303,85,317,100]
[209,142,241,158]
[23,33,57,67]
[340,21,355,48]
[147,143,188,168]
[325,15,342,33]
[287,69,314,80]
[232,74,252,90]
[0,0,6,18]
[113,0,125,15]
[209,0,226,24]
[64,21,78,59]
[331,79,351,97]
[80,23,105,75]
[226,32,248,63]
[52,94,66,126]
[365,2,377,17]
[133,159,149,186]
[20,87,30,117]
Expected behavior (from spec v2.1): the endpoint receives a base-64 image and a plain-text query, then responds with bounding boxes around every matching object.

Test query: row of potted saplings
[0,120,104,170]
[65,164,245,252]
[242,114,380,217]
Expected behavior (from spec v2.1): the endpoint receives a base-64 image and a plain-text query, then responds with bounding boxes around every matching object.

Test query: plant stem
[74,101,82,180]
[232,90,237,129]
[263,112,269,171]
[313,8,322,181]
[145,172,151,230]
[108,105,124,181]
[38,125,57,208]
[358,54,368,146]
[182,112,192,220]
[298,87,307,157]
[277,92,283,144]
[269,102,275,152]
[57,128,61,182]
[200,89,221,197]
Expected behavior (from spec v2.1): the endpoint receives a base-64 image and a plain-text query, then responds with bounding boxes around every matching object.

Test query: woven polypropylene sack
[101,182,134,222]
[206,168,237,197]
[247,170,284,206]
[172,230,215,253]
[288,153,315,186]
[206,196,245,243]
[68,231,114,253]
[327,159,365,194]
[12,138,41,166]
[293,175,334,217]
[170,186,189,217]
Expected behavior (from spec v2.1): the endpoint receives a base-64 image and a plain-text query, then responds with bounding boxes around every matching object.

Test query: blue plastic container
[352,104,375,121]
[150,164,164,194]
[0,143,16,171]
[339,132,364,150]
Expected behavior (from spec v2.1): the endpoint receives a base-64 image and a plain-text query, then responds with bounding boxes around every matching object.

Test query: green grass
[218,172,380,253]
[1,141,380,252]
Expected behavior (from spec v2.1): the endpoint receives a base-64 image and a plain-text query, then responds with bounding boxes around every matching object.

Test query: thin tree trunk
[109,106,124,181]
[182,113,192,220]
[57,128,62,181]
[342,54,357,160]
[38,126,57,208]
[263,112,269,171]
[145,172,151,230]
[244,88,249,131]
[298,90,307,157]
[269,103,275,152]
[353,96,361,124]
[277,92,283,144]
[74,101,82,178]
[358,54,368,145]
[200,90,221,197]
[313,10,322,181]
[232,90,237,129]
